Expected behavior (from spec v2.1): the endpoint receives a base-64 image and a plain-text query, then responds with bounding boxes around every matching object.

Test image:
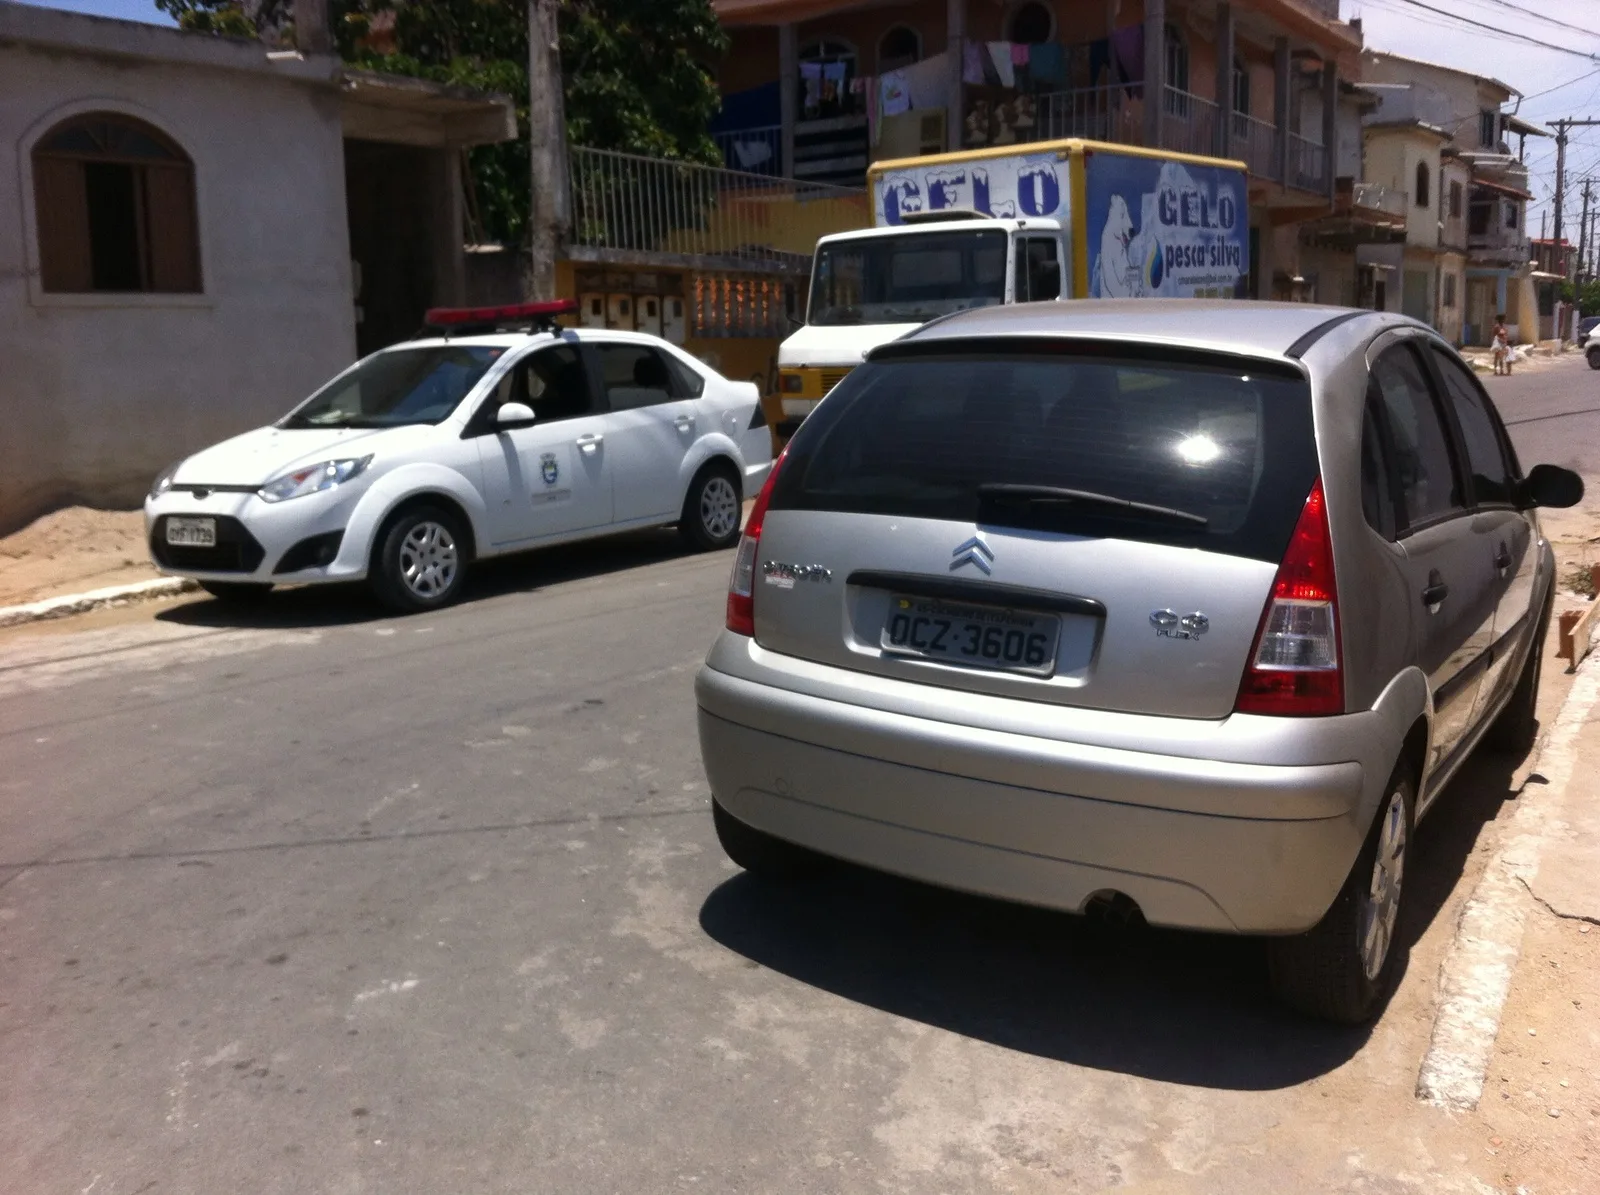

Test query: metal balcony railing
[714,125,783,177]
[567,146,869,273]
[1288,132,1327,195]
[1033,82,1138,143]
[1162,87,1219,159]
[1238,114,1279,181]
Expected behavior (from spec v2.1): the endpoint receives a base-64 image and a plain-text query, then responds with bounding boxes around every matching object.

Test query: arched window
[32,113,200,294]
[1165,24,1190,94]
[878,25,921,72]
[1415,159,1431,209]
[1007,2,1054,45]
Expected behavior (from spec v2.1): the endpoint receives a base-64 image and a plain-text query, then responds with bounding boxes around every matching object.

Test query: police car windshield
[809,230,1007,326]
[282,346,504,429]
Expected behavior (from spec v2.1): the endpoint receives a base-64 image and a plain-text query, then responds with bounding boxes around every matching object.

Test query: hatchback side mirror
[495,402,536,429]
[1519,463,1584,509]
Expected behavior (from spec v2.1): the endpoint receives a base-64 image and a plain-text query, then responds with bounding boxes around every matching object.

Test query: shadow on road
[154,526,711,630]
[697,748,1525,1091]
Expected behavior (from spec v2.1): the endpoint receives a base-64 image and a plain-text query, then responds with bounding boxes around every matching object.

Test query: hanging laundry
[1110,25,1144,96]
[903,51,947,110]
[800,60,823,112]
[862,74,879,144]
[963,40,986,86]
[1010,43,1030,66]
[821,60,847,107]
[1088,38,1112,89]
[1028,41,1067,87]
[880,68,911,117]
[986,42,1016,89]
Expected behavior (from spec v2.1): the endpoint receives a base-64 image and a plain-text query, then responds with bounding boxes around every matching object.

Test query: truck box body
[776,140,1249,431]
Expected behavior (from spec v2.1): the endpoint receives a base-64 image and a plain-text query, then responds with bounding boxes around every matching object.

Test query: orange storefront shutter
[33,156,92,292]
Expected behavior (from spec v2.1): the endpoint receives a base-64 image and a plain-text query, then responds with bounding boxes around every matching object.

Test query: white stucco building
[0,2,515,533]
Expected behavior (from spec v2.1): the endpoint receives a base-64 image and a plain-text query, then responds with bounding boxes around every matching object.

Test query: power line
[1369,0,1600,61]
[1454,0,1600,41]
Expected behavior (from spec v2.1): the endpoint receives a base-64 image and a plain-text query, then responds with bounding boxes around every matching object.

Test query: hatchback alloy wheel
[1360,787,1408,980]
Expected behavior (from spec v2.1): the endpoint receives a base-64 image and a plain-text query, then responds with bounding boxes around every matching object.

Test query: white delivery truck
[775,138,1250,432]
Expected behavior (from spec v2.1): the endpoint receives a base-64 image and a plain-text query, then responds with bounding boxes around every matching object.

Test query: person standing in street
[1492,315,1511,375]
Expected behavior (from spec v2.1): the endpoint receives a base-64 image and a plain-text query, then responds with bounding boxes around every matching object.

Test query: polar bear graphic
[1096,194,1141,299]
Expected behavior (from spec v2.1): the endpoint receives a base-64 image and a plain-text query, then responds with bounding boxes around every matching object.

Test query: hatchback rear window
[769,345,1319,563]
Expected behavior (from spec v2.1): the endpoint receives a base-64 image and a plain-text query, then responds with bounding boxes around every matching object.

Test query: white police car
[145,301,773,612]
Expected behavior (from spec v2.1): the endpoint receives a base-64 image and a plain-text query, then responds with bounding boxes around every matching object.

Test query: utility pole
[1578,180,1592,283]
[1550,118,1600,246]
[526,0,570,300]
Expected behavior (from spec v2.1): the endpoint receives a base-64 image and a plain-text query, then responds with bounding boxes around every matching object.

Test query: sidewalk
[1467,661,1600,1193]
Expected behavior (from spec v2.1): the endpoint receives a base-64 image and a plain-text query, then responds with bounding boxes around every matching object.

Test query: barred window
[32,113,201,294]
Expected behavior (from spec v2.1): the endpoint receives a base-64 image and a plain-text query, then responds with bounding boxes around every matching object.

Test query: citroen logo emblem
[950,536,994,575]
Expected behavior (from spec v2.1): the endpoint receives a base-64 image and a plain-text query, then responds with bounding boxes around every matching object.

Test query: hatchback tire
[712,800,826,880]
[1268,766,1414,1023]
[199,580,272,603]
[680,464,742,552]
[371,505,468,613]
[1589,348,1600,370]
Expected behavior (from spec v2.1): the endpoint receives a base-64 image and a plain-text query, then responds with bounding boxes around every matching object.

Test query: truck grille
[819,368,852,394]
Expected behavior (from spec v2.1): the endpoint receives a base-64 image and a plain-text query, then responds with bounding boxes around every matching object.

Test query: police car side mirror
[495,402,536,430]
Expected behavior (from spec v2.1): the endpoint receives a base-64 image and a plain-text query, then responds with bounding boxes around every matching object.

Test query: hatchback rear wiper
[976,483,1209,528]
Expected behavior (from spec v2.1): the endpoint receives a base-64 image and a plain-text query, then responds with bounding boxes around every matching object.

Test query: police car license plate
[880,596,1059,677]
[165,517,216,547]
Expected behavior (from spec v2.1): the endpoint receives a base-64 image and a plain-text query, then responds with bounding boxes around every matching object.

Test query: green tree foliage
[155,0,728,245]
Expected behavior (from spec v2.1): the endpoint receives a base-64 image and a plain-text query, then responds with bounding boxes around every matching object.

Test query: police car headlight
[257,456,373,503]
[148,459,184,501]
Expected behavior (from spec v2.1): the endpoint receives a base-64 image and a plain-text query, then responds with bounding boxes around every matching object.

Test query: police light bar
[423,299,579,330]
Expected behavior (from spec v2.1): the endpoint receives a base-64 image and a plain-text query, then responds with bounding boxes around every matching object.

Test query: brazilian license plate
[880,595,1060,677]
[165,517,216,547]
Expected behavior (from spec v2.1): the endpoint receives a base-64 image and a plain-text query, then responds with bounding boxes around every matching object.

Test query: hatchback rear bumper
[696,660,1375,934]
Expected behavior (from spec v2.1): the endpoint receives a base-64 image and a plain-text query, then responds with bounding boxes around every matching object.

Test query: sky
[16,0,1600,236]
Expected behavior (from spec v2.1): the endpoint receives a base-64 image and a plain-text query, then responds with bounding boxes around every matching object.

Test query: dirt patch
[0,506,158,607]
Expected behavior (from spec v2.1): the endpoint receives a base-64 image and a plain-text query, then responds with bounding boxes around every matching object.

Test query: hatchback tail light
[726,449,787,636]
[1235,477,1343,716]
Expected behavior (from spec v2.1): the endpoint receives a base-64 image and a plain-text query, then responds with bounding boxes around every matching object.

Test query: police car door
[472,342,614,547]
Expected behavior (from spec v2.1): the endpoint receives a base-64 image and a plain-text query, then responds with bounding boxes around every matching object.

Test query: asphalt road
[2,357,1597,1194]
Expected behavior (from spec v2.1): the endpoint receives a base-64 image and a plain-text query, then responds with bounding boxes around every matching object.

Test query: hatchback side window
[597,343,687,411]
[1430,346,1516,505]
[1368,343,1465,529]
[1360,399,1399,541]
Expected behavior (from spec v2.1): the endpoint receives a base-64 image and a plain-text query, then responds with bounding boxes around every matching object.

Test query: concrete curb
[0,577,198,629]
[1415,657,1600,1109]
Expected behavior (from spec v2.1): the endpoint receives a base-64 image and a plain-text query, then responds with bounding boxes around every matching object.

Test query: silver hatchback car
[695,301,1584,1022]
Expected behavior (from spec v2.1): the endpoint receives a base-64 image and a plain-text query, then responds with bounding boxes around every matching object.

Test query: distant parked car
[696,300,1583,1023]
[146,302,772,611]
[1581,316,1600,364]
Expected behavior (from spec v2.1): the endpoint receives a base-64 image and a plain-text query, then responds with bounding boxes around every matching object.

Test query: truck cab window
[1017,237,1061,302]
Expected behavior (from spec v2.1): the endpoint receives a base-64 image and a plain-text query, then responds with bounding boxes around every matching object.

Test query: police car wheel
[372,506,468,613]
[681,464,742,552]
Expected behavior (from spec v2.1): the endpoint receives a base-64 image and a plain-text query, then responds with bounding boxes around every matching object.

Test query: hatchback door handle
[1421,570,1449,608]
[575,433,603,453]
[1493,542,1512,572]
